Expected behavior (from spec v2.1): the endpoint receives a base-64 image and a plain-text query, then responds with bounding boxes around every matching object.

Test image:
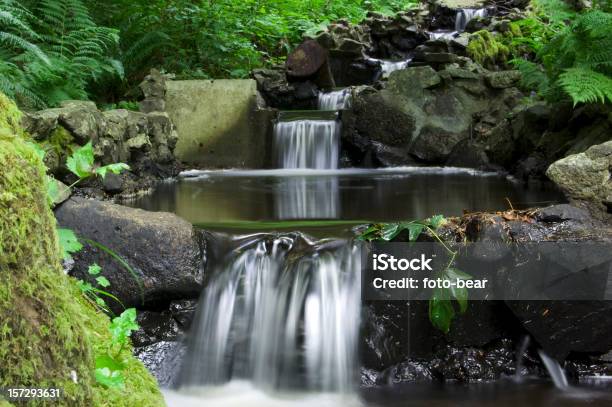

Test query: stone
[139,69,167,99]
[446,139,490,169]
[485,70,522,89]
[535,204,593,223]
[169,299,198,329]
[546,141,612,216]
[423,52,458,64]
[127,134,152,151]
[506,301,612,361]
[135,341,186,387]
[132,310,181,347]
[57,101,104,144]
[21,109,60,140]
[101,172,124,194]
[55,197,206,309]
[139,98,166,113]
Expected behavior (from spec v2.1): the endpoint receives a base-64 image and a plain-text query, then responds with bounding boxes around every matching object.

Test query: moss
[0,93,165,407]
[467,30,510,69]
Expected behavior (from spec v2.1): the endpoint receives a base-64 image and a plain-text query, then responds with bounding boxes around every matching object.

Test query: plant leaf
[96,276,110,287]
[429,288,455,334]
[57,227,82,260]
[88,263,101,275]
[66,142,95,179]
[94,367,124,389]
[95,163,130,179]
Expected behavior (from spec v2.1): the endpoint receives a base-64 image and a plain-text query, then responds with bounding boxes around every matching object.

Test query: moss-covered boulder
[0,92,165,406]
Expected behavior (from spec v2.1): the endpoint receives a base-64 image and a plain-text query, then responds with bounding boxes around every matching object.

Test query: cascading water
[538,350,570,390]
[366,57,412,79]
[455,8,488,31]
[178,233,361,394]
[318,89,352,110]
[274,119,340,169]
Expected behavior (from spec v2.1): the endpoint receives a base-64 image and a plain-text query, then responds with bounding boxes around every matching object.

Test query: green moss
[467,30,510,69]
[0,93,164,407]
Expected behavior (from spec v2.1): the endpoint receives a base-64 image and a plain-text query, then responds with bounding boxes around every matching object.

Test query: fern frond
[559,67,612,105]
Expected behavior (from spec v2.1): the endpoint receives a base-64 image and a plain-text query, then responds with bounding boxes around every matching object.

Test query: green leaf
[88,263,101,275]
[449,283,469,313]
[95,354,125,372]
[380,223,401,241]
[427,215,446,230]
[94,367,124,389]
[57,228,82,260]
[96,276,110,288]
[429,288,455,334]
[405,223,425,242]
[66,142,95,179]
[94,163,130,179]
[109,308,139,345]
[77,280,94,293]
[95,297,107,307]
[446,268,472,281]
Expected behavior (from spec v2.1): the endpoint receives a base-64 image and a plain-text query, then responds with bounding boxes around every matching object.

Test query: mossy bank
[0,93,165,406]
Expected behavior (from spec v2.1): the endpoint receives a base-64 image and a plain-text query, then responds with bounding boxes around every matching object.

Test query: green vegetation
[1,0,417,107]
[0,92,163,406]
[358,216,473,333]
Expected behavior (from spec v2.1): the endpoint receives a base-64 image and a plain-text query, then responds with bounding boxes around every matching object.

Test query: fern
[558,67,612,105]
[0,0,121,108]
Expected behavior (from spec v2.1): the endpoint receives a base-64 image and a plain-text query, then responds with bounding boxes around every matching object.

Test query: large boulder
[546,141,612,218]
[55,197,206,309]
[344,65,522,165]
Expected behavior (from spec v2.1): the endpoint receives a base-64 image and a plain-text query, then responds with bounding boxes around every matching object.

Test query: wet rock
[135,341,186,387]
[505,301,612,361]
[546,141,612,218]
[55,197,206,309]
[446,139,491,169]
[132,310,181,347]
[381,360,433,384]
[535,204,592,224]
[169,299,198,329]
[360,368,382,387]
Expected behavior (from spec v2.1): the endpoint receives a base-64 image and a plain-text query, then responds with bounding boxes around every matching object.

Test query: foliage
[0,0,122,108]
[358,215,473,333]
[510,1,612,105]
[95,308,140,389]
[0,96,162,405]
[66,141,130,183]
[83,0,418,99]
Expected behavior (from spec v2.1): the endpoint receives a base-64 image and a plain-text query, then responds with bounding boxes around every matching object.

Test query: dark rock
[360,368,382,387]
[446,139,490,169]
[101,173,124,194]
[55,197,206,309]
[169,299,198,329]
[535,204,592,224]
[135,341,186,387]
[506,301,612,361]
[381,360,433,384]
[132,310,180,347]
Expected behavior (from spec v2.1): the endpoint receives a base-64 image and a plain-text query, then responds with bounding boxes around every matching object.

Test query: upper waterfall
[455,8,488,31]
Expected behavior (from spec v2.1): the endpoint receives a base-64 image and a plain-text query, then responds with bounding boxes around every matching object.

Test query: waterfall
[274,119,340,169]
[455,8,488,32]
[178,234,361,393]
[318,89,352,110]
[538,350,569,390]
[366,57,412,79]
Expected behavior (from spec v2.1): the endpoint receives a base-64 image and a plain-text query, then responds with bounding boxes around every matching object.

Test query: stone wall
[165,79,275,168]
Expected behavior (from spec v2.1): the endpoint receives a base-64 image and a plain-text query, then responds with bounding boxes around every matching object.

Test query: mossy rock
[467,30,510,69]
[0,92,165,407]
